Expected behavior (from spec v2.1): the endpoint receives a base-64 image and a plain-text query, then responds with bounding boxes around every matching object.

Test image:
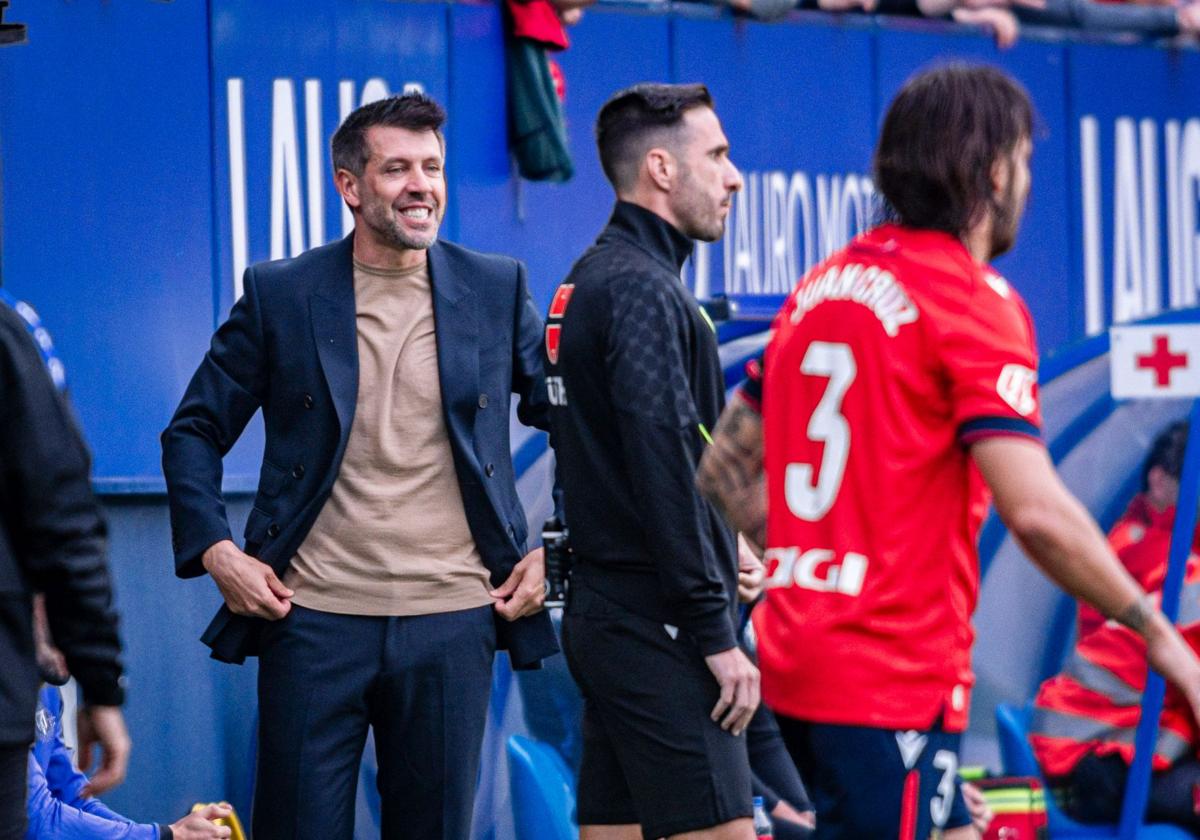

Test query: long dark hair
[874,64,1033,237]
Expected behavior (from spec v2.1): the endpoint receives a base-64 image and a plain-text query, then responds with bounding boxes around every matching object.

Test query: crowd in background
[524,0,1200,58]
[705,0,1200,49]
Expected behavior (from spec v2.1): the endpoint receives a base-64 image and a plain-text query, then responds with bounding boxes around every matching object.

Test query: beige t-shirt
[286,258,493,616]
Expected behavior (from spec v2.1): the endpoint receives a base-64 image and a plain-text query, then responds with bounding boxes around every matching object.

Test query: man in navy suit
[162,93,557,840]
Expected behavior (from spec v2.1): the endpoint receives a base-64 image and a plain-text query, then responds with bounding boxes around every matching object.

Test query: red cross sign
[1111,325,1200,399]
[1137,335,1190,387]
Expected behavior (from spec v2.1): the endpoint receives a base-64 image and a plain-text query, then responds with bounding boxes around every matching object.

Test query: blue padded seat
[507,734,578,840]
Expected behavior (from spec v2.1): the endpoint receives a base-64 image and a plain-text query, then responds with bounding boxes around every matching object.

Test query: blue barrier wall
[4,2,1200,483]
[2,0,1200,831]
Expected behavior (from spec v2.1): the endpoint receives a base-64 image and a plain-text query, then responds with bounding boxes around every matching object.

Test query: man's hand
[961,782,994,834]
[737,534,766,604]
[491,547,546,621]
[952,6,1021,48]
[771,800,816,829]
[704,646,760,736]
[77,705,130,797]
[1178,4,1200,35]
[961,0,1046,12]
[1139,603,1200,721]
[202,539,292,620]
[171,804,234,840]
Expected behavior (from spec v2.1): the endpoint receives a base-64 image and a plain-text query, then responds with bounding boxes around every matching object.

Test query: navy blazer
[161,234,558,668]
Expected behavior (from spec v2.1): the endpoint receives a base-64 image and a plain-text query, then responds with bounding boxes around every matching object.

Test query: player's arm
[696,357,767,550]
[973,436,1200,710]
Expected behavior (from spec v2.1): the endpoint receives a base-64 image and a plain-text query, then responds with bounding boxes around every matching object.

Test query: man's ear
[334,169,361,209]
[644,147,675,192]
[990,153,1010,201]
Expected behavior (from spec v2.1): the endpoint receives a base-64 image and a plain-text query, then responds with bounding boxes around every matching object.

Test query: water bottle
[753,795,773,839]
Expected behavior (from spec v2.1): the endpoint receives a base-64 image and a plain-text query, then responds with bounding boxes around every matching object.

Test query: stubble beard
[673,167,727,243]
[364,200,441,251]
[989,178,1023,260]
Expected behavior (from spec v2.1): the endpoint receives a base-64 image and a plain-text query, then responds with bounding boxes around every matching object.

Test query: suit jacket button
[478,394,489,409]
[267,523,280,538]
[303,394,314,409]
[485,463,495,477]
[292,464,305,479]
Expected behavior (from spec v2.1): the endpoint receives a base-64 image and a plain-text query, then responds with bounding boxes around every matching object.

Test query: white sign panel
[1110,324,1200,399]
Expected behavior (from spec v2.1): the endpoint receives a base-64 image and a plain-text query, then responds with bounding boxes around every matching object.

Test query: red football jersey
[754,224,1042,733]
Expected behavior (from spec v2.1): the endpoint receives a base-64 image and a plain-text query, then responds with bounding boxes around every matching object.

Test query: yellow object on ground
[191,803,246,840]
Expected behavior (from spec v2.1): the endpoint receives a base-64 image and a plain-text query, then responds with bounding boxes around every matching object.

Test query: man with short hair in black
[544,83,758,840]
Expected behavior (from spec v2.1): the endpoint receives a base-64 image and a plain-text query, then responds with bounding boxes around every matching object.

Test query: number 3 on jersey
[785,341,856,521]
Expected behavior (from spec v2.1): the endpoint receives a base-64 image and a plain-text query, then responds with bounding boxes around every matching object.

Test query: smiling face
[666,107,742,243]
[338,125,446,255]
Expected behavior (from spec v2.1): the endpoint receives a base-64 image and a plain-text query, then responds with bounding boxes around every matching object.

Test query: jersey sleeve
[935,274,1043,445]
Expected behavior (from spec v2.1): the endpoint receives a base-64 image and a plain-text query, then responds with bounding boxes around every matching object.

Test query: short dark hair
[874,64,1033,238]
[1142,420,1189,491]
[331,93,446,176]
[595,83,714,192]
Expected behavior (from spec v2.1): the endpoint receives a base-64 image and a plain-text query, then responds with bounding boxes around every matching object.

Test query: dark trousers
[1062,752,1200,832]
[253,603,496,840]
[0,743,27,840]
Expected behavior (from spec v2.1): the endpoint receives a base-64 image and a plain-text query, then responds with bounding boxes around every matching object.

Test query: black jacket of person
[545,201,738,656]
[0,304,123,745]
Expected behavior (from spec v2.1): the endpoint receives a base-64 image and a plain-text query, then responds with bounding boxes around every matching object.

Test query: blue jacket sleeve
[26,751,158,840]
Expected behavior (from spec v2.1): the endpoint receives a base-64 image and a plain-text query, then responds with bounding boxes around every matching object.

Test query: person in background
[26,597,232,840]
[0,289,128,840]
[1031,421,1200,832]
[1078,420,1196,639]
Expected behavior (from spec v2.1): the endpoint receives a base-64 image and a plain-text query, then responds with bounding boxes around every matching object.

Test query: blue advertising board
[874,28,1077,351]
[450,4,673,298]
[0,1,214,487]
[674,12,878,320]
[1066,44,1200,348]
[2,1,1200,487]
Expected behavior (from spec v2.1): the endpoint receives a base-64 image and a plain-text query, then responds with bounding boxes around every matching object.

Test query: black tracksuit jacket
[0,304,123,745]
[545,201,739,656]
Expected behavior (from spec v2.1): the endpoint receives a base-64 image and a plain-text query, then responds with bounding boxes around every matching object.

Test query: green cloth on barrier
[507,37,574,182]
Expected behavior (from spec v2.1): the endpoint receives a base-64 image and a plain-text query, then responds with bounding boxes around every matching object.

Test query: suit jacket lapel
[310,235,358,449]
[428,242,480,440]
